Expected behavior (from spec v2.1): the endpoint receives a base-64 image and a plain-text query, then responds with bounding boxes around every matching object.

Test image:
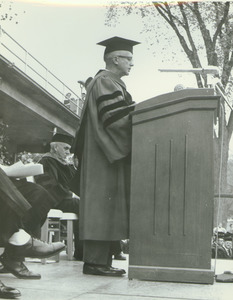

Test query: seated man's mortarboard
[217,232,225,238]
[224,233,233,241]
[51,133,74,146]
[97,36,140,55]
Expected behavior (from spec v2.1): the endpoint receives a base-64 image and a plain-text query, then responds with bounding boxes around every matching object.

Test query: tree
[106,1,233,221]
[0,122,13,165]
[106,2,233,88]
[0,0,25,24]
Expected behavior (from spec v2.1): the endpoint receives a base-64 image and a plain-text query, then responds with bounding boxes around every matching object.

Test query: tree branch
[222,50,233,88]
[154,3,193,59]
[178,3,202,66]
[192,2,218,66]
[153,2,204,87]
[227,98,233,143]
[213,2,230,46]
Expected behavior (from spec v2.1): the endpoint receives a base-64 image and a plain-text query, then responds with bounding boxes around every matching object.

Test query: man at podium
[73,36,140,276]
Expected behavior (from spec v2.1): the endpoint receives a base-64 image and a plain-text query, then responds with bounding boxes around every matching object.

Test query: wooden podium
[128,89,219,284]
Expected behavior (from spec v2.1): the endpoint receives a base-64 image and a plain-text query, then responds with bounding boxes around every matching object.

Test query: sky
[0,0,199,103]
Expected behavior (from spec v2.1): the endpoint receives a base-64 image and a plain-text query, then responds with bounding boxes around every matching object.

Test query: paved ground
[1,252,233,300]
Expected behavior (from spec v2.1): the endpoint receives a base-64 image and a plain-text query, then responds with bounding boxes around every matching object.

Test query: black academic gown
[0,168,31,244]
[35,155,76,206]
[0,168,31,217]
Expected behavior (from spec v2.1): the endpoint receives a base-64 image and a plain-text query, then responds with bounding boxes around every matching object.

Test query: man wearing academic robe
[0,168,65,297]
[217,235,233,259]
[72,37,140,276]
[35,133,83,260]
[0,168,31,245]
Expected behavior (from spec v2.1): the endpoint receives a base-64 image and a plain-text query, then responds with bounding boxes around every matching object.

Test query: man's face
[218,238,224,246]
[114,50,134,77]
[54,142,71,160]
[224,241,232,249]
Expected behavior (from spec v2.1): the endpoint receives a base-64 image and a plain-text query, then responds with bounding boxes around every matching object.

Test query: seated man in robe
[0,168,65,299]
[211,232,224,258]
[217,235,233,259]
[35,133,83,260]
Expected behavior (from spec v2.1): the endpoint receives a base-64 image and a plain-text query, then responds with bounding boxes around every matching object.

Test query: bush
[0,122,13,165]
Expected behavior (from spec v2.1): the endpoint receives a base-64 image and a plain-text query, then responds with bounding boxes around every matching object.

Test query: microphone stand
[159,67,232,111]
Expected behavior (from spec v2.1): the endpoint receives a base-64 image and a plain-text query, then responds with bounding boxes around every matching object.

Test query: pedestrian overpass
[0,27,82,154]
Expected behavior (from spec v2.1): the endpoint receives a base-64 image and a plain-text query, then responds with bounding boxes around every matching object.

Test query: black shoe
[0,280,21,299]
[0,264,9,274]
[0,254,41,280]
[109,266,126,274]
[114,252,126,260]
[5,238,66,259]
[83,263,124,277]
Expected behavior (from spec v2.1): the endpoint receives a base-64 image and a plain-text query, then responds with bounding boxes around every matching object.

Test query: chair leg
[41,219,49,264]
[52,230,60,263]
[40,218,61,263]
[67,220,74,261]
[41,219,49,242]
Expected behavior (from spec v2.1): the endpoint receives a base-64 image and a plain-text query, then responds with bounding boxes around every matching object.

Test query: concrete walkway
[1,253,232,300]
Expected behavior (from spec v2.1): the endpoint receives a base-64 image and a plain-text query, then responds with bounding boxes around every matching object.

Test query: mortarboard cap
[215,232,225,239]
[51,133,73,146]
[224,232,233,241]
[97,36,140,55]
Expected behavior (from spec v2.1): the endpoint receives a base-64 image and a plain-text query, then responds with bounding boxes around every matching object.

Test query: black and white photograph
[0,1,233,299]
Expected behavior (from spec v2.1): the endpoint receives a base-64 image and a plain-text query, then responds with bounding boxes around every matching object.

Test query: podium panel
[128,89,219,284]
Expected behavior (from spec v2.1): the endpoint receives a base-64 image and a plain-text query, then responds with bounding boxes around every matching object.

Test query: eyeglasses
[116,55,133,62]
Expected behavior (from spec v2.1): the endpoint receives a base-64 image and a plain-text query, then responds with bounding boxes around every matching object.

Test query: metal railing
[0,26,84,116]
